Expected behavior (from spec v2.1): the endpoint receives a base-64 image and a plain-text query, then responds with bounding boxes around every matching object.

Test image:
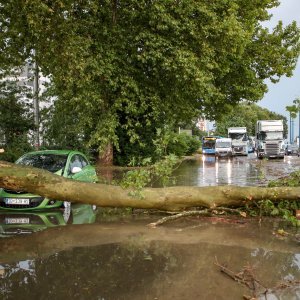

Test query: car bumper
[257,152,284,159]
[0,195,63,211]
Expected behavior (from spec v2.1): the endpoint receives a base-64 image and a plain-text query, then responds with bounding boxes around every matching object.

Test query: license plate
[5,198,30,205]
[5,218,30,224]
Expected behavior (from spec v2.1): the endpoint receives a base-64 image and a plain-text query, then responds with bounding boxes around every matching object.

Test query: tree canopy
[0,0,299,158]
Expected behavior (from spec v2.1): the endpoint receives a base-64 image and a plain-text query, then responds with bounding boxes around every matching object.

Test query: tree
[215,103,288,137]
[0,1,299,164]
[0,76,34,161]
[1,161,300,212]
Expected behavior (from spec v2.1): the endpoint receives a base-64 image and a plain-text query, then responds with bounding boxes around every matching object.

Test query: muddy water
[1,154,300,299]
[172,153,300,187]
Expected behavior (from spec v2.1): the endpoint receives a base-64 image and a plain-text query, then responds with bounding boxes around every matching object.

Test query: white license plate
[5,218,30,224]
[6,198,30,205]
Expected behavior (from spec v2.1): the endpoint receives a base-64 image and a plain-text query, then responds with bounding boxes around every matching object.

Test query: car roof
[19,150,82,156]
[216,138,231,142]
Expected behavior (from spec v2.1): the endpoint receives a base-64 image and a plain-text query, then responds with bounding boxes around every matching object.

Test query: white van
[215,138,232,157]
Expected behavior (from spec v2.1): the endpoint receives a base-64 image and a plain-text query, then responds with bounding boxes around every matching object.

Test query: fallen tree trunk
[0,161,299,211]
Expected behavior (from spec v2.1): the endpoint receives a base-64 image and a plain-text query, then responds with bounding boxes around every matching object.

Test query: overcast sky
[258,0,300,137]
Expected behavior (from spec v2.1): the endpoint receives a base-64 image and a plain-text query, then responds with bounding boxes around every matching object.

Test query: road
[173,153,300,187]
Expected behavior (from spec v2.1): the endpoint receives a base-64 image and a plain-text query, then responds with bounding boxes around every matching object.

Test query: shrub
[166,133,200,157]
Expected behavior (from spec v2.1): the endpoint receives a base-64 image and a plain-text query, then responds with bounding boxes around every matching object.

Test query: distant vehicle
[0,150,97,211]
[285,144,299,156]
[228,127,248,156]
[215,138,232,158]
[248,136,256,153]
[202,136,217,155]
[256,120,285,159]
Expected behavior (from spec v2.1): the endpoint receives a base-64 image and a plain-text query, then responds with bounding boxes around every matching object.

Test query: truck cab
[256,120,285,159]
[228,127,248,156]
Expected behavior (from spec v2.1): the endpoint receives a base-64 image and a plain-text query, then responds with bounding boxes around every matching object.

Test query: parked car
[285,144,299,156]
[0,150,97,211]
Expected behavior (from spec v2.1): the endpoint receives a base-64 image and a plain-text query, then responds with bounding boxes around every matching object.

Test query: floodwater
[1,154,300,299]
[172,153,300,187]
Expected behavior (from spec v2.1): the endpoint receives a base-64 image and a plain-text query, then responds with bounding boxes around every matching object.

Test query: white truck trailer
[256,120,285,159]
[227,127,248,156]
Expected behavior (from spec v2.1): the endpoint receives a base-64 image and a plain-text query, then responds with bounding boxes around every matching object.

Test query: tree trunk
[0,161,300,212]
[98,143,113,166]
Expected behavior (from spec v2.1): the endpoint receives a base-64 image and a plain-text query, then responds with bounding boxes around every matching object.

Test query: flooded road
[1,154,300,299]
[172,153,300,187]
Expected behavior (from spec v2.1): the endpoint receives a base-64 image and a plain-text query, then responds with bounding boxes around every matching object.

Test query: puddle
[1,217,300,299]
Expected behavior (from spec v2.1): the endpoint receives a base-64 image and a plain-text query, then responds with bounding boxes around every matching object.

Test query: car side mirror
[71,166,82,174]
[56,169,63,176]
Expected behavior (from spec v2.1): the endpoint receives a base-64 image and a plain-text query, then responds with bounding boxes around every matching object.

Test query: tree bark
[0,161,300,212]
[98,143,113,166]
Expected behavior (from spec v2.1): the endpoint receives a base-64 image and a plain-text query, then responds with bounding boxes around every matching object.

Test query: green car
[0,150,98,211]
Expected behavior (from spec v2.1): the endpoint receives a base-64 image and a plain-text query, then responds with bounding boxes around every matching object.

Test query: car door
[67,154,97,182]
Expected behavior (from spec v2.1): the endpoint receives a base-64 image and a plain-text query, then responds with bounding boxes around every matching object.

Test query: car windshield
[229,133,246,140]
[259,132,283,141]
[16,153,68,173]
[216,142,231,148]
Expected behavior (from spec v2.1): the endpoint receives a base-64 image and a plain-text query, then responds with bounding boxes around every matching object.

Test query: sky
[258,0,300,139]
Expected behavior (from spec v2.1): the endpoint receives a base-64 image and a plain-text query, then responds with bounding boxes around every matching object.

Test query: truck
[215,138,232,158]
[255,120,285,159]
[227,127,248,156]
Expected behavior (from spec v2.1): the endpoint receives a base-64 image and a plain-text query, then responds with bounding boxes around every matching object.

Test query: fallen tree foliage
[0,161,300,212]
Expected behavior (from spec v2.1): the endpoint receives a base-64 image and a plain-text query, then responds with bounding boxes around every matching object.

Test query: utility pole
[206,120,210,136]
[291,118,294,143]
[289,115,292,143]
[33,55,40,149]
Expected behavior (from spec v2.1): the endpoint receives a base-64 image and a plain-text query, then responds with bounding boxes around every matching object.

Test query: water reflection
[0,204,96,237]
[0,220,300,300]
[172,154,300,187]
[214,157,233,185]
